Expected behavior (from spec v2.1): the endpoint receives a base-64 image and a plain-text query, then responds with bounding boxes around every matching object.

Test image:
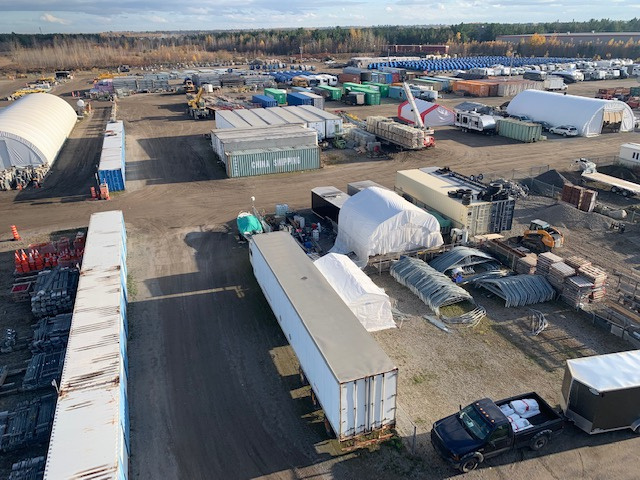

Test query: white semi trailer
[249,232,398,441]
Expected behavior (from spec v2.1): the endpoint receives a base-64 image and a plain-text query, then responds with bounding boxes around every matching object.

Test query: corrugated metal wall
[226,146,321,178]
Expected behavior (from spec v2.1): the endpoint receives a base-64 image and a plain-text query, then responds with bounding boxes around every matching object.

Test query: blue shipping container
[252,94,278,108]
[98,121,126,192]
[287,92,313,106]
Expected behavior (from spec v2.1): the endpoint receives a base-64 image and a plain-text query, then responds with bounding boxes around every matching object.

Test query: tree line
[2,18,640,70]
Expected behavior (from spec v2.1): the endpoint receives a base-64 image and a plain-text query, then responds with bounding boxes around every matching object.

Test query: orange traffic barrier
[99,183,110,200]
[90,186,97,199]
[10,225,20,241]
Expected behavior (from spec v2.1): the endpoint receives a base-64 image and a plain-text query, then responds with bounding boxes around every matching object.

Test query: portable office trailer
[282,106,326,139]
[311,186,350,223]
[249,232,398,441]
[395,167,515,236]
[347,180,388,196]
[454,111,496,133]
[298,105,343,138]
[618,143,640,168]
[98,121,126,191]
[214,110,252,129]
[561,350,640,434]
[211,125,316,162]
[269,106,312,125]
[225,146,321,178]
[251,108,287,125]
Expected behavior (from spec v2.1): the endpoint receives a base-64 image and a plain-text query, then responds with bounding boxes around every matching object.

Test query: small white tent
[507,89,635,137]
[314,253,396,332]
[331,187,443,266]
[398,99,455,126]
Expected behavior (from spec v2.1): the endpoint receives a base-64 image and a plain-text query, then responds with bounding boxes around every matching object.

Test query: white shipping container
[250,232,397,440]
[298,105,343,138]
[282,106,326,140]
[618,143,640,168]
[214,110,252,129]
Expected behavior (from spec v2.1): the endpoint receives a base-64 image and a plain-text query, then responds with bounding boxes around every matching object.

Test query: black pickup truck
[431,392,564,473]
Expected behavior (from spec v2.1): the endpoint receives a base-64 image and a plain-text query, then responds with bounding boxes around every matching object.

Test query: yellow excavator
[515,219,564,253]
[186,87,211,120]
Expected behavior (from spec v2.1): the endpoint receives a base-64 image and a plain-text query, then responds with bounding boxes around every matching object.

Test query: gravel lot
[0,73,638,479]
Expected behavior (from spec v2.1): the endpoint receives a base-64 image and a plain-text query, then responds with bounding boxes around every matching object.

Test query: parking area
[0,76,639,479]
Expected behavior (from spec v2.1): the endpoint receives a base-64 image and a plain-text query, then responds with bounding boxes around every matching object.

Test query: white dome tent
[397,99,455,126]
[331,186,443,266]
[0,93,77,171]
[314,253,396,332]
[506,89,635,137]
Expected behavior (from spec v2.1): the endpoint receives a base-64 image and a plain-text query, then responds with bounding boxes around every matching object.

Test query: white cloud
[385,6,393,11]
[40,13,71,25]
[148,15,168,23]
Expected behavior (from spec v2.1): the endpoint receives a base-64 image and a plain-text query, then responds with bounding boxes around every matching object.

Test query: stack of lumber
[548,262,576,290]
[30,267,79,319]
[515,255,537,274]
[366,116,427,150]
[565,256,591,271]
[536,252,563,276]
[562,275,594,309]
[578,264,608,302]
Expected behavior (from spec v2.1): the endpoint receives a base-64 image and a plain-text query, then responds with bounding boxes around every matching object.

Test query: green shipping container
[264,88,287,105]
[630,86,640,97]
[496,118,542,143]
[343,84,381,105]
[225,146,321,178]
[316,85,344,101]
[363,82,389,97]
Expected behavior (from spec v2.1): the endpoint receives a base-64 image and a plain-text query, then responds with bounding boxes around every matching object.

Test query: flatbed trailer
[581,171,640,197]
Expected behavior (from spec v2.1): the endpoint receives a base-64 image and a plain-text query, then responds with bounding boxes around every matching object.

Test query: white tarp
[0,93,77,170]
[314,253,396,332]
[506,89,635,137]
[331,186,443,266]
[397,99,455,126]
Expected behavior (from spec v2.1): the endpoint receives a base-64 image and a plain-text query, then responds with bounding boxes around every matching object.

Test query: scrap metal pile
[0,166,49,191]
[0,394,56,452]
[473,274,556,307]
[30,267,79,319]
[30,314,72,353]
[391,256,477,315]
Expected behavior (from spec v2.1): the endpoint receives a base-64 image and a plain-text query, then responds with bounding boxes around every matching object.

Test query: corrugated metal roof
[0,93,77,170]
[251,232,396,383]
[44,385,123,479]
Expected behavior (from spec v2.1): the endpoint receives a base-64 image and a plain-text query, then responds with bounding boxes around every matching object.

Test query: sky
[0,0,636,34]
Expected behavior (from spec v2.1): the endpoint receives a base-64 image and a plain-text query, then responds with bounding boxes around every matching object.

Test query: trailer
[249,232,398,442]
[454,110,497,134]
[581,171,640,197]
[561,350,640,434]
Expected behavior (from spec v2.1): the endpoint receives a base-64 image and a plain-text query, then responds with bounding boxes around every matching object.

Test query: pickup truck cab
[431,392,564,473]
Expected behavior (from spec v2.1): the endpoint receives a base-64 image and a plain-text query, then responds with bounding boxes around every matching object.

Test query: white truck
[544,76,567,91]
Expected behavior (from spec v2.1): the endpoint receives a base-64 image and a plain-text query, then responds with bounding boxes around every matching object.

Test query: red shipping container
[338,73,360,84]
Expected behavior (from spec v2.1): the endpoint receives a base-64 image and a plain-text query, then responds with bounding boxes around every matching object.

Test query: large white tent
[331,186,443,266]
[397,99,455,126]
[314,253,396,332]
[506,89,635,137]
[0,93,77,171]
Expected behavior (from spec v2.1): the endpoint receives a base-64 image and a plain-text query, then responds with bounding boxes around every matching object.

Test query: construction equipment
[514,219,564,253]
[184,78,196,94]
[186,87,211,119]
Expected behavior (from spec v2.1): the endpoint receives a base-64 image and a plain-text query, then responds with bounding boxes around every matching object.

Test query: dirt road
[0,78,639,479]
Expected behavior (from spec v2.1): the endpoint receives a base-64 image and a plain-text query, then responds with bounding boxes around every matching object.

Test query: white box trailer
[618,143,640,169]
[282,106,326,140]
[299,105,343,138]
[250,232,398,441]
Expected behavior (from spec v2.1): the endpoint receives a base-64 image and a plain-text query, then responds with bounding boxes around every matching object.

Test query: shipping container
[298,105,343,138]
[98,121,126,192]
[311,186,349,223]
[264,87,287,105]
[618,143,640,168]
[338,73,361,84]
[252,94,278,108]
[45,210,128,480]
[347,180,388,196]
[249,232,398,440]
[295,91,325,109]
[234,109,270,127]
[211,125,316,161]
[214,110,252,129]
[315,85,344,101]
[363,82,390,97]
[497,118,542,143]
[453,80,492,97]
[251,107,287,125]
[282,106,326,139]
[410,78,443,91]
[395,167,515,236]
[226,145,321,178]
[287,92,313,106]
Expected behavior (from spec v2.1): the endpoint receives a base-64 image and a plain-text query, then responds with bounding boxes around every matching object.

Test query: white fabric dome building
[0,93,77,170]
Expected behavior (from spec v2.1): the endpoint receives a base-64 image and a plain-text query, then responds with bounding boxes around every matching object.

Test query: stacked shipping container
[98,121,126,191]
[44,210,128,480]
